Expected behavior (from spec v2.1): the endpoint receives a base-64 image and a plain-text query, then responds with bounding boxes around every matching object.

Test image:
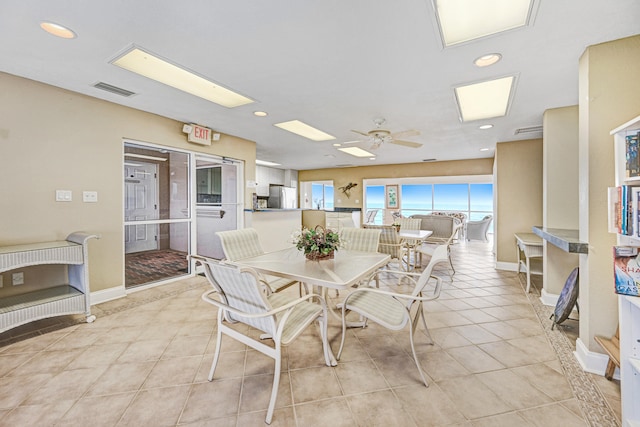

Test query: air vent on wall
[335,164,354,167]
[514,125,543,135]
[93,82,136,97]
[422,158,437,162]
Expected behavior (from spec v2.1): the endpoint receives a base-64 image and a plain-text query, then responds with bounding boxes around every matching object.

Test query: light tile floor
[0,239,621,426]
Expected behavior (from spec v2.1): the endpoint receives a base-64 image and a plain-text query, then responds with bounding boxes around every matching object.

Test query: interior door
[124,162,159,253]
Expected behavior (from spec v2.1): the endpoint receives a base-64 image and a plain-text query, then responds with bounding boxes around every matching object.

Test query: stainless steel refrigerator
[267,185,297,209]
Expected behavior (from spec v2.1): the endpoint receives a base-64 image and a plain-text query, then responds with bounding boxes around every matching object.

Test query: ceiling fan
[347,117,422,149]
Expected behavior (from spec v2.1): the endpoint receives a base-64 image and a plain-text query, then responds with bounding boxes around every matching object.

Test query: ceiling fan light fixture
[479,124,494,129]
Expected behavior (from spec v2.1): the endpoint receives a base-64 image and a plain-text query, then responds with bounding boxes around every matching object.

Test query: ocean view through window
[365,182,493,232]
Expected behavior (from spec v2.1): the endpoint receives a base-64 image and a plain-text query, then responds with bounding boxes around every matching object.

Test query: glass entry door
[195,155,242,259]
[124,142,191,288]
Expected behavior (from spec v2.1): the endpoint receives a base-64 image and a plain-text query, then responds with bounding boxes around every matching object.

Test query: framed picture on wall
[385,185,399,209]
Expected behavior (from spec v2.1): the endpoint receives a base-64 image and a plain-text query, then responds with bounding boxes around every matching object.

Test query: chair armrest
[201,290,326,318]
[346,275,443,303]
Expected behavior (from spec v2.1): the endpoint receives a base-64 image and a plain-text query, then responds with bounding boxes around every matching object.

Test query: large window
[365,180,493,232]
[311,182,334,210]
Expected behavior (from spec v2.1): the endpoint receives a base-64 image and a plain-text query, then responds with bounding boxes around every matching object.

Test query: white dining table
[235,247,390,291]
[398,229,433,270]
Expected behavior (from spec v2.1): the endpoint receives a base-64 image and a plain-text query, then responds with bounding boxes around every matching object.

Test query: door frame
[122,139,245,292]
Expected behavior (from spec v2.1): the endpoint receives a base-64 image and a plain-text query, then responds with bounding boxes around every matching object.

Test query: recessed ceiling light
[112,47,254,108]
[480,148,490,151]
[338,147,375,157]
[253,111,268,117]
[333,143,341,147]
[256,159,281,166]
[40,21,77,39]
[369,157,376,161]
[455,76,515,122]
[274,120,335,141]
[479,124,494,130]
[435,0,534,46]
[474,53,502,67]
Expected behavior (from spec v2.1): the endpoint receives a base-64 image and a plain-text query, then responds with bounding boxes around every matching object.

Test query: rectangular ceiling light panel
[274,120,335,141]
[435,0,533,46]
[337,147,375,157]
[455,76,514,122]
[112,47,253,108]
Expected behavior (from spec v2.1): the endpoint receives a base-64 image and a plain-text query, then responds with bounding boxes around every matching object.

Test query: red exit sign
[188,125,212,145]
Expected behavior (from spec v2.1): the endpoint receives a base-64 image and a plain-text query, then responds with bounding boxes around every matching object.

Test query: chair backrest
[202,258,276,334]
[411,245,449,298]
[397,217,421,230]
[363,224,402,258]
[341,227,381,252]
[410,215,455,239]
[365,209,379,224]
[216,228,264,261]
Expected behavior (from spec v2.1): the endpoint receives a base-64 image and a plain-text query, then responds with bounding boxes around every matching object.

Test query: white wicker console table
[0,232,98,333]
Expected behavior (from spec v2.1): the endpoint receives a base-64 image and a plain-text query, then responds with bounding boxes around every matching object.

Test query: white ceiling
[1,0,639,170]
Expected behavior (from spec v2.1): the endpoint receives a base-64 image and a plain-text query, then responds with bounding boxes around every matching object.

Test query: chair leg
[265,348,282,425]
[337,306,349,360]
[317,314,336,366]
[448,246,455,276]
[408,313,429,388]
[208,327,223,381]
[416,303,434,345]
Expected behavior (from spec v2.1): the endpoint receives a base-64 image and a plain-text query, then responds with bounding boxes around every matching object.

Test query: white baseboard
[540,288,559,306]
[90,285,126,305]
[495,261,518,271]
[573,337,620,380]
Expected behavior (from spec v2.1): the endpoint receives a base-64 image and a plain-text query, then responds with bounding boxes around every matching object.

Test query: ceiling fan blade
[351,129,369,136]
[390,129,420,139]
[390,139,423,148]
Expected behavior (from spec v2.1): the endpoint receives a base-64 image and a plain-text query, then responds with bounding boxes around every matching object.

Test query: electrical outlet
[82,191,98,202]
[12,272,24,286]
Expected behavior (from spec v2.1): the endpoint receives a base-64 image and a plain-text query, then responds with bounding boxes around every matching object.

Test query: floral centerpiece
[292,225,340,260]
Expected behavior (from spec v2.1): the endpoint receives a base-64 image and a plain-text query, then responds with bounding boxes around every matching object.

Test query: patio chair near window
[192,256,334,425]
[336,245,449,387]
[364,209,379,224]
[363,224,407,271]
[216,228,298,293]
[466,215,493,242]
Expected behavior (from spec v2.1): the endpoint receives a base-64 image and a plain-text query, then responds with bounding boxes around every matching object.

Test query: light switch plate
[55,190,72,202]
[83,191,98,202]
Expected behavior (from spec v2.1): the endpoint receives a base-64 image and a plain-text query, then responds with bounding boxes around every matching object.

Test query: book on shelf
[608,185,640,235]
[626,131,640,178]
[613,246,640,297]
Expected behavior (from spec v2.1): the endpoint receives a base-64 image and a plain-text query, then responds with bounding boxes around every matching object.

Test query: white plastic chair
[466,215,493,242]
[216,228,298,293]
[336,245,449,387]
[363,224,407,271]
[192,255,334,425]
[340,227,381,252]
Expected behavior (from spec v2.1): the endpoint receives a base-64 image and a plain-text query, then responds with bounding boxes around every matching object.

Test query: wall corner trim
[573,337,620,380]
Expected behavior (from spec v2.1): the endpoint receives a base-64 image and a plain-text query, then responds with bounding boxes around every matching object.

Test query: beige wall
[579,35,640,351]
[543,106,580,295]
[0,72,256,293]
[494,139,543,264]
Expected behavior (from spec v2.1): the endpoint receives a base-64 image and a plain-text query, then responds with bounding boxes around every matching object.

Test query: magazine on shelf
[613,246,640,296]
[608,185,640,235]
[633,187,640,237]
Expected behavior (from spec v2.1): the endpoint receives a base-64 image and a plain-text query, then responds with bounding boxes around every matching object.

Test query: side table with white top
[515,232,543,293]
